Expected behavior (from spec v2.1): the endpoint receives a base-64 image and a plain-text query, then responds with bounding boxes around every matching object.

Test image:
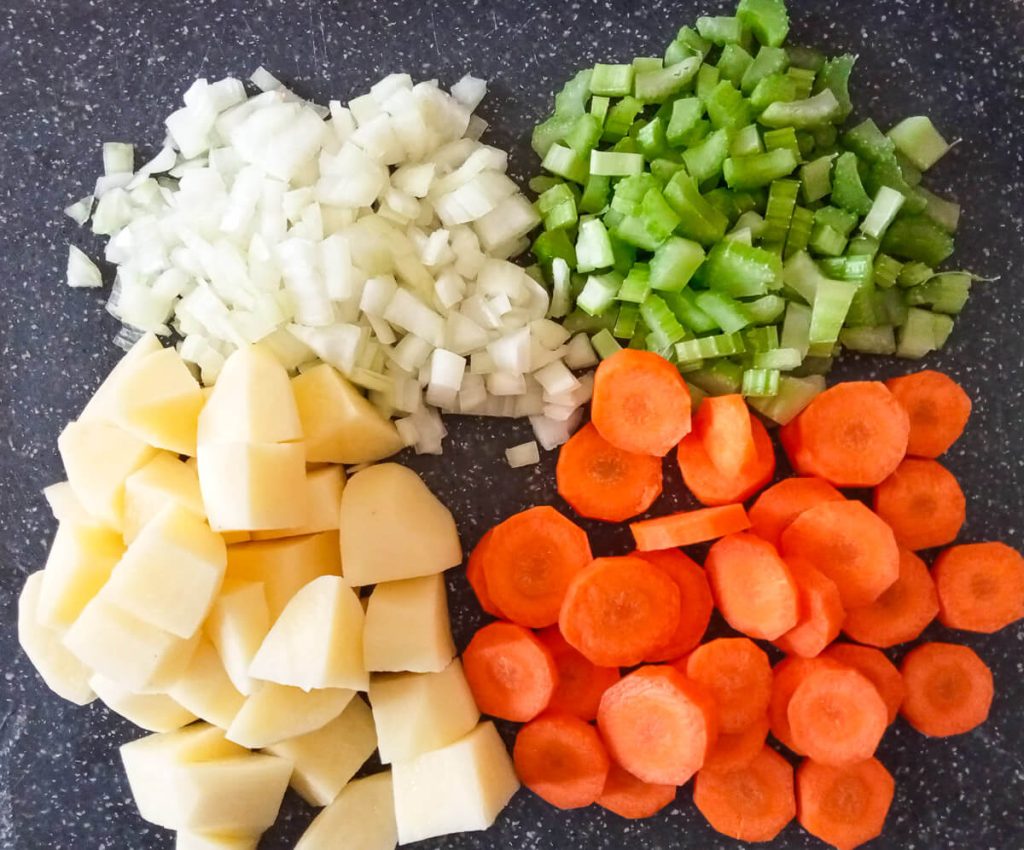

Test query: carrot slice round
[823,643,906,725]
[701,714,770,773]
[513,712,610,809]
[748,477,845,548]
[631,504,751,551]
[797,757,895,850]
[769,656,846,755]
[635,548,713,661]
[900,641,994,737]
[676,414,776,506]
[932,541,1024,633]
[843,548,939,648]
[694,394,756,478]
[465,529,503,618]
[873,458,966,550]
[774,556,844,659]
[685,637,773,734]
[536,626,620,722]
[597,762,677,820]
[886,369,971,458]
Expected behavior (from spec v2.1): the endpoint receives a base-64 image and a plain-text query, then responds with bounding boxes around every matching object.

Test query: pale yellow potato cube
[89,673,196,733]
[124,453,206,544]
[392,722,519,845]
[36,522,124,630]
[292,363,404,464]
[205,580,270,696]
[226,683,355,749]
[168,638,246,731]
[220,531,251,545]
[249,575,368,692]
[265,696,377,807]
[198,441,308,532]
[100,504,226,639]
[251,466,345,541]
[295,772,397,850]
[17,571,95,706]
[339,464,462,587]
[369,659,479,764]
[58,419,159,530]
[80,333,162,423]
[198,344,303,445]
[42,480,102,527]
[110,346,204,456]
[176,833,257,850]
[363,574,455,673]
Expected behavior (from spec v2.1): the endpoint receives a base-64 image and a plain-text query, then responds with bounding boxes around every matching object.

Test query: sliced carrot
[933,541,1024,633]
[559,555,681,667]
[797,757,895,850]
[693,746,796,842]
[701,714,770,773]
[597,665,718,786]
[591,348,692,457]
[631,504,751,551]
[748,477,845,547]
[823,643,906,726]
[462,621,558,722]
[780,381,910,487]
[685,637,773,734]
[842,548,939,648]
[873,458,966,550]
[513,712,610,809]
[676,414,776,506]
[769,656,845,754]
[787,666,888,766]
[556,422,663,522]
[597,762,677,820]
[482,506,592,628]
[705,532,800,641]
[774,556,845,658]
[900,641,994,737]
[694,394,755,478]
[780,500,899,608]
[635,549,714,662]
[886,369,972,458]
[537,626,621,722]
[465,529,503,618]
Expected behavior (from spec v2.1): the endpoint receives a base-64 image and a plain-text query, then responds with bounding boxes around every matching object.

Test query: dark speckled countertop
[1,1,1023,848]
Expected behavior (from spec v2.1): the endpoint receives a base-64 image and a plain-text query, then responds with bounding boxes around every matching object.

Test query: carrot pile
[460,354,1023,849]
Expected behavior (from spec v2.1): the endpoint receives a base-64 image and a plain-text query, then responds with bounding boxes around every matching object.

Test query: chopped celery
[746,294,787,324]
[737,0,790,47]
[633,57,664,73]
[688,359,745,395]
[549,258,572,318]
[839,325,896,355]
[696,63,721,101]
[664,172,730,245]
[696,16,745,45]
[565,113,604,155]
[842,118,895,163]
[614,303,641,339]
[635,56,703,103]
[532,69,593,157]
[579,174,611,214]
[784,206,814,258]
[904,271,972,314]
[831,151,873,215]
[847,235,879,257]
[860,186,905,240]
[797,157,833,205]
[897,261,934,288]
[590,95,611,123]
[677,24,712,56]
[694,290,752,333]
[565,307,616,334]
[640,293,688,347]
[702,240,782,296]
[665,38,700,67]
[754,347,802,370]
[866,155,925,213]
[750,73,799,111]
[590,63,634,97]
[537,183,579,232]
[742,46,790,94]
[783,250,832,303]
[748,374,825,423]
[895,151,923,187]
[742,367,781,397]
[590,150,644,177]
[887,116,950,171]
[674,331,746,364]
[875,287,909,326]
[603,96,644,140]
[529,176,563,195]
[896,307,946,359]
[650,236,706,291]
[787,67,817,100]
[651,158,684,184]
[759,89,840,128]
[762,178,800,242]
[610,234,638,275]
[730,124,765,157]
[814,54,855,120]
[873,254,903,288]
[763,126,800,159]
[577,273,622,315]
[718,44,755,88]
[744,324,780,352]
[667,97,706,147]
[591,328,623,358]
[916,186,961,233]
[576,219,615,272]
[706,81,754,129]
[781,300,812,357]
[808,223,847,256]
[664,289,720,334]
[815,205,859,237]
[533,229,577,267]
[682,128,731,182]
[617,264,652,303]
[542,143,590,184]
[787,46,826,72]
[724,148,799,189]
[809,278,857,343]
[881,215,955,266]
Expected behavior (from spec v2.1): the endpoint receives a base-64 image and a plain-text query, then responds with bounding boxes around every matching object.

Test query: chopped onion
[506,440,540,468]
[66,246,103,288]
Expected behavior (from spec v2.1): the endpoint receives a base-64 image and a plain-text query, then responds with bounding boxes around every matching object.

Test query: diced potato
[109,346,204,456]
[392,722,519,845]
[36,522,125,629]
[176,833,258,850]
[197,344,303,445]
[198,441,307,531]
[265,696,377,807]
[17,571,95,705]
[220,531,251,545]
[58,419,159,530]
[205,580,270,696]
[124,453,206,544]
[251,466,345,541]
[295,772,397,850]
[89,673,196,733]
[339,464,462,587]
[292,363,404,463]
[369,659,479,764]
[168,638,246,730]
[80,333,162,423]
[225,532,342,619]
[100,504,226,638]
[42,481,102,527]
[249,575,368,692]
[363,574,456,673]
[226,682,355,749]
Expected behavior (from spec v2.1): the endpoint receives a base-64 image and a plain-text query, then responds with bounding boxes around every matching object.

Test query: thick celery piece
[723,148,798,189]
[696,15,745,45]
[717,44,755,87]
[762,179,800,242]
[896,307,949,359]
[590,63,634,97]
[576,220,615,273]
[533,69,593,157]
[682,128,731,182]
[650,236,706,291]
[750,73,799,111]
[591,328,623,358]
[760,89,840,128]
[667,97,707,147]
[831,152,873,216]
[916,186,961,233]
[590,150,644,177]
[688,359,745,395]
[742,46,790,93]
[701,240,782,297]
[748,374,825,423]
[706,81,754,129]
[694,291,752,333]
[873,254,903,289]
[787,66,816,99]
[754,347,802,370]
[730,124,765,157]
[640,294,688,347]
[533,229,576,267]
[737,0,790,48]
[904,271,972,314]
[579,174,611,214]
[617,264,652,304]
[614,303,641,339]
[881,216,955,266]
[664,172,730,245]
[814,54,855,120]
[744,325,780,352]
[742,367,781,397]
[763,126,800,159]
[840,325,896,355]
[565,113,604,155]
[860,186,906,240]
[577,273,621,316]
[888,116,950,171]
[542,143,589,184]
[635,56,703,103]
[664,290,720,334]
[809,278,857,344]
[842,118,895,163]
[746,293,787,324]
[784,206,814,258]
[674,331,747,364]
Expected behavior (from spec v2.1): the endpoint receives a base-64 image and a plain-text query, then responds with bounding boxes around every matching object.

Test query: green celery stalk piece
[887,116,950,171]
[532,69,593,157]
[759,89,840,128]
[696,15,745,45]
[614,303,641,339]
[576,219,615,272]
[717,43,755,88]
[737,0,790,47]
[649,236,706,292]
[809,278,858,344]
[579,174,611,214]
[904,271,972,314]
[742,367,781,397]
[590,63,634,97]
[787,46,826,72]
[663,290,720,334]
[831,152,873,215]
[746,294,787,324]
[813,54,855,121]
[742,45,790,94]
[591,328,623,358]
[667,97,706,147]
[881,216,955,266]
[577,272,622,315]
[840,325,896,355]
[694,290,752,333]
[750,73,799,111]
[682,128,731,183]
[706,80,754,129]
[701,240,782,297]
[896,307,943,359]
[723,148,799,189]
[730,124,765,157]
[532,229,577,268]
[688,359,745,395]
[748,374,825,424]
[640,293,687,347]
[916,186,961,233]
[800,155,835,203]
[564,113,604,155]
[781,300,812,357]
[842,118,896,163]
[634,56,703,103]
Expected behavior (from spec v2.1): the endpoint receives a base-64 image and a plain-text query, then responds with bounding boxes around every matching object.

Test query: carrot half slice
[748,477,845,547]
[933,541,1024,634]
[900,642,994,737]
[635,548,714,662]
[797,757,895,850]
[597,762,677,820]
[695,394,755,478]
[465,529,503,618]
[685,637,773,734]
[769,656,845,754]
[591,349,692,457]
[774,556,844,659]
[513,712,610,809]
[823,643,906,726]
[701,714,770,773]
[676,414,776,506]
[536,627,620,722]
[631,504,751,551]
[886,369,972,458]
[873,458,966,550]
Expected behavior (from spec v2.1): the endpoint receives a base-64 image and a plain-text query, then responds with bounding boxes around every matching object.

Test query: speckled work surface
[1,0,1023,847]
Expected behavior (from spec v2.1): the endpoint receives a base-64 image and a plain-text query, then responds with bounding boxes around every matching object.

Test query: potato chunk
[205,580,270,696]
[226,682,355,749]
[37,522,124,630]
[363,574,456,673]
[168,638,246,730]
[89,673,196,733]
[295,772,397,850]
[251,466,345,541]
[123,454,205,544]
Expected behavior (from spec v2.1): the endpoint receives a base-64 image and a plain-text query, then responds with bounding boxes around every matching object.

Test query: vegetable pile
[530,0,972,403]
[462,349,1023,848]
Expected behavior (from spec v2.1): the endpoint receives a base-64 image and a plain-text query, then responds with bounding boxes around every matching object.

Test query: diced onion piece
[530,409,583,450]
[103,142,135,175]
[64,196,94,226]
[67,246,103,288]
[505,440,540,468]
[564,333,599,370]
[533,360,580,396]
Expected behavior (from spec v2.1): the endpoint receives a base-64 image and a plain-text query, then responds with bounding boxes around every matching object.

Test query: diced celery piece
[694,291,752,333]
[591,328,623,358]
[784,206,814,258]
[787,46,826,72]
[737,0,790,47]
[696,15,745,45]
[649,236,706,292]
[533,228,577,267]
[640,293,687,347]
[663,290,719,334]
[529,176,563,195]
[677,24,713,55]
[814,54,855,120]
[532,69,593,157]
[688,359,745,395]
[663,177,729,247]
[564,308,615,334]
[696,63,721,102]
[706,81,753,130]
[831,151,873,215]
[748,374,825,423]
[590,95,611,123]
[577,273,622,316]
[783,250,830,303]
[617,264,652,303]
[760,89,840,128]
[635,57,703,103]
[847,235,880,257]
[842,118,896,163]
[873,254,903,289]
[682,128,732,183]
[809,279,857,344]
[633,57,664,73]
[750,73,798,111]
[576,219,615,272]
[787,67,816,100]
[881,216,955,266]
[808,223,848,257]
[800,154,835,203]
[701,240,782,297]
[781,300,812,357]
[580,174,611,214]
[667,97,706,147]
[839,325,896,355]
[904,271,972,314]
[718,44,755,88]
[865,154,926,214]
[744,325,780,352]
[542,143,589,184]
[896,307,944,359]
[860,186,905,240]
[746,294,787,324]
[897,261,934,288]
[590,63,635,97]
[762,178,800,242]
[724,148,798,189]
[742,367,781,397]
[674,331,746,364]
[590,150,644,177]
[916,186,961,233]
[763,126,800,160]
[603,96,643,140]
[742,46,789,94]
[754,347,802,370]
[730,124,765,158]
[564,113,604,156]
[614,303,641,339]
[637,117,669,159]
[887,116,950,171]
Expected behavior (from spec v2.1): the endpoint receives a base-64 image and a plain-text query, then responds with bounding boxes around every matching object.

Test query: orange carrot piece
[631,504,751,551]
[536,627,621,722]
[873,458,966,550]
[900,641,994,737]
[694,746,796,842]
[780,381,910,487]
[465,529,504,618]
[842,548,939,648]
[933,541,1024,634]
[635,549,714,661]
[695,394,755,478]
[482,506,592,628]
[513,712,611,809]
[591,349,692,457]
[556,422,663,522]
[787,666,888,766]
[685,637,773,734]
[559,555,681,667]
[886,369,972,458]
[597,762,677,820]
[748,477,845,547]
[676,414,776,506]
[462,621,558,722]
[705,532,800,640]
[774,557,845,659]
[701,714,770,773]
[797,757,895,850]
[780,500,899,608]
[823,643,905,726]
[597,665,718,786]
[769,656,845,755]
